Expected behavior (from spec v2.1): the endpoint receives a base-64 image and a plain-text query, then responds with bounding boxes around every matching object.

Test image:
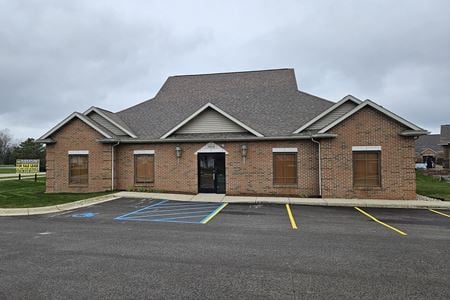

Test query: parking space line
[129,205,220,216]
[285,204,298,230]
[200,203,228,224]
[114,200,167,220]
[156,203,219,209]
[429,209,450,218]
[127,210,216,218]
[354,207,407,236]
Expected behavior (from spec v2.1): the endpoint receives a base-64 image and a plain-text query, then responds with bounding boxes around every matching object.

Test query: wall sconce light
[241,144,248,163]
[175,146,182,163]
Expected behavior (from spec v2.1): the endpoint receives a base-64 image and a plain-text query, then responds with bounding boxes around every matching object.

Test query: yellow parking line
[354,207,407,236]
[201,203,228,224]
[429,209,450,218]
[285,204,298,230]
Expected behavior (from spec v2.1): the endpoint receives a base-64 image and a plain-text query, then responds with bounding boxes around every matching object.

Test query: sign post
[16,159,40,181]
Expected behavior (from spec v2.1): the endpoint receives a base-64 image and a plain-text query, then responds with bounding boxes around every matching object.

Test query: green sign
[16,159,40,174]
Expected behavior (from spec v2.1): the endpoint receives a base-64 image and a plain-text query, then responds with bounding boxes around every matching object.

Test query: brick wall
[45,108,417,199]
[46,118,112,193]
[115,140,320,196]
[321,106,416,200]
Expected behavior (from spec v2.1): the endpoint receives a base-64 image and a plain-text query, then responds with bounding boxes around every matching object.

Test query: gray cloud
[0,0,449,140]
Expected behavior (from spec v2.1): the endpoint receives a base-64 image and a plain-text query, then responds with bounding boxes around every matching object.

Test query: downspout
[111,141,120,191]
[311,137,322,197]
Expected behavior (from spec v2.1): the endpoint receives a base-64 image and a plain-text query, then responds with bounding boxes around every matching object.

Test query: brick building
[37,69,428,199]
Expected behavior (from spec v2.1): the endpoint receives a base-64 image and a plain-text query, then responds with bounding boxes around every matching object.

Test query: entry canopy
[195,142,228,154]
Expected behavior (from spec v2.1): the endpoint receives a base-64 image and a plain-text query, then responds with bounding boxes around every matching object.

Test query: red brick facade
[45,107,417,199]
[45,119,112,193]
[321,107,416,199]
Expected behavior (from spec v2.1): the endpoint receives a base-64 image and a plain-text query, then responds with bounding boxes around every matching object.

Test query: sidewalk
[1,191,449,217]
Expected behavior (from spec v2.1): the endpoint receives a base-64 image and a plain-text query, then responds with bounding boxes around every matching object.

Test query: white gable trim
[318,100,424,134]
[352,146,381,151]
[84,107,137,138]
[293,95,362,134]
[133,150,155,155]
[39,112,113,140]
[195,142,228,154]
[160,103,264,139]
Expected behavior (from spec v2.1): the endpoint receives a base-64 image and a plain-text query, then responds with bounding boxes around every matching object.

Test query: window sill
[273,184,298,188]
[353,186,382,190]
[69,184,89,187]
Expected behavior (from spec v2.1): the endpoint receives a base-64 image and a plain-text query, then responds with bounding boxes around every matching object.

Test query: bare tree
[0,129,13,164]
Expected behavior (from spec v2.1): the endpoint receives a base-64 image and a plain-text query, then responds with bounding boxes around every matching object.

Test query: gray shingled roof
[94,107,136,136]
[440,125,450,145]
[115,69,333,139]
[415,134,441,153]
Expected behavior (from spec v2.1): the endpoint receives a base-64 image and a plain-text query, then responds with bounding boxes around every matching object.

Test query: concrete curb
[1,191,449,217]
[0,194,121,217]
[115,192,450,209]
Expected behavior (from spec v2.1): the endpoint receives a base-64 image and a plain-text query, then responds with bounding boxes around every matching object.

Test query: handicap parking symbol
[72,212,98,218]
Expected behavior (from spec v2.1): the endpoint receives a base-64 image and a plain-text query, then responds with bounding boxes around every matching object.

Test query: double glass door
[198,153,225,193]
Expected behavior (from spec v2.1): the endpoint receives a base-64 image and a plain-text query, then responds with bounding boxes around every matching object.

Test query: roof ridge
[170,68,294,78]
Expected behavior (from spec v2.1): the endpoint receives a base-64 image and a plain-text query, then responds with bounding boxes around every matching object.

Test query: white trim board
[39,112,112,140]
[319,100,424,133]
[160,102,264,139]
[133,150,155,155]
[293,95,362,134]
[272,148,298,153]
[68,150,89,155]
[352,146,381,151]
[84,106,137,138]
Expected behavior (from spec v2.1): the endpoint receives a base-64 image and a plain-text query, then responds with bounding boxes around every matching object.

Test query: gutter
[311,136,322,197]
[97,133,338,144]
[111,141,120,191]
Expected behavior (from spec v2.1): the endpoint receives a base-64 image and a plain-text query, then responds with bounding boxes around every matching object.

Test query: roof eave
[35,138,55,144]
[98,133,337,144]
[400,130,430,136]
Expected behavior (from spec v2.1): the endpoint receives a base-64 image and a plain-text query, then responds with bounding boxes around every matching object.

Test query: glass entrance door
[198,153,226,193]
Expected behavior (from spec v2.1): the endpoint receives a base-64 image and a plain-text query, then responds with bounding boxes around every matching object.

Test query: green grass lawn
[0,178,114,208]
[416,171,450,201]
[0,166,16,174]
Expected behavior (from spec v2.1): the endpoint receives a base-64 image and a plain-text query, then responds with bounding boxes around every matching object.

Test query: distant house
[415,134,441,164]
[440,125,450,168]
[37,68,428,199]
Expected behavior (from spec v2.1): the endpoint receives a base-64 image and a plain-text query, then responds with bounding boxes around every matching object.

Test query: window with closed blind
[69,155,88,185]
[353,151,381,187]
[134,154,154,183]
[273,153,297,185]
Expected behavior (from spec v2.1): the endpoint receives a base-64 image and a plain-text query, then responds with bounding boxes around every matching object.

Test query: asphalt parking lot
[0,197,449,299]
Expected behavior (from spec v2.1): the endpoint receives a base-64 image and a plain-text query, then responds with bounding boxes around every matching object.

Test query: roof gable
[38,112,113,140]
[293,95,361,133]
[84,107,137,138]
[318,100,427,134]
[117,69,334,139]
[160,103,264,139]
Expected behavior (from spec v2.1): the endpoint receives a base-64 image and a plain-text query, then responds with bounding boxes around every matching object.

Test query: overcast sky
[1,0,449,141]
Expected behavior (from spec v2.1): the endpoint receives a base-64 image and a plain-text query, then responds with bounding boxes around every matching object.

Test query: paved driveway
[0,197,449,299]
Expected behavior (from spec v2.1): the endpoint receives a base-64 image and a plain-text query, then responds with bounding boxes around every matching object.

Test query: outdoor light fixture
[241,144,248,163]
[175,146,182,159]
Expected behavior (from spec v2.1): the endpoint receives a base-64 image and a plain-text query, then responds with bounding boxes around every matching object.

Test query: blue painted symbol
[72,212,97,218]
